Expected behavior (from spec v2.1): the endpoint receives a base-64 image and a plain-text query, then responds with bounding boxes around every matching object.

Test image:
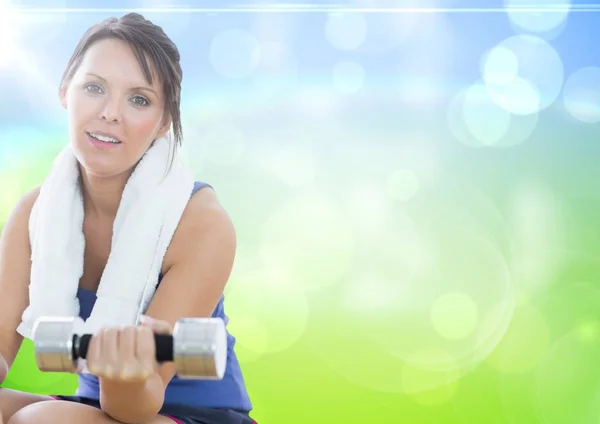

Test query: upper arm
[0,186,40,367]
[144,187,237,385]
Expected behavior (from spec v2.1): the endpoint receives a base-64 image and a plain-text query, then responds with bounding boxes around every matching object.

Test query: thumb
[139,315,172,334]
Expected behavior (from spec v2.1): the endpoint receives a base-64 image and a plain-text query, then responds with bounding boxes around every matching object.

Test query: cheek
[124,109,165,141]
[66,91,96,122]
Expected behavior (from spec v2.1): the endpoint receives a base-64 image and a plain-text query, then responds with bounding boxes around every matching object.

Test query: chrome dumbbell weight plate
[173,317,227,380]
[32,316,228,379]
[32,316,83,373]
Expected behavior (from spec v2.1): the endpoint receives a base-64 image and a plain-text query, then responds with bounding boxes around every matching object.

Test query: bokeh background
[1,0,600,422]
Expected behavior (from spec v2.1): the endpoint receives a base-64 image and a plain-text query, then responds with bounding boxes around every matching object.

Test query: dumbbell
[31,316,227,380]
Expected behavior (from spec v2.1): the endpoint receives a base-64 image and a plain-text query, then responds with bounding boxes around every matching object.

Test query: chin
[71,143,130,180]
[79,159,127,179]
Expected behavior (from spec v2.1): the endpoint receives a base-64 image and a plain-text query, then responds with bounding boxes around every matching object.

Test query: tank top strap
[192,181,213,195]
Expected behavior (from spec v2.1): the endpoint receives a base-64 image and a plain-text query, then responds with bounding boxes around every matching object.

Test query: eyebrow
[85,72,158,96]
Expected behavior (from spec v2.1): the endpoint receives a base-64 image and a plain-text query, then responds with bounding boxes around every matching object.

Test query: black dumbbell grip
[72,334,174,362]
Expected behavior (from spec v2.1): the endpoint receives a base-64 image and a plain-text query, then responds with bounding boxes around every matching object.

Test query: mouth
[86,131,122,145]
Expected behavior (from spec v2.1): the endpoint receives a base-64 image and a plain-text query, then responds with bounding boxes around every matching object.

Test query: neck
[79,166,130,220]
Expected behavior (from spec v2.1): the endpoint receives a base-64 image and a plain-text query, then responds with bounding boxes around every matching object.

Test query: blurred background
[1,0,599,423]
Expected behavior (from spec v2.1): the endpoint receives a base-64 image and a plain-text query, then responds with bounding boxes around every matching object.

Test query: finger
[100,327,119,379]
[85,330,103,375]
[140,315,172,335]
[135,325,156,377]
[118,326,138,380]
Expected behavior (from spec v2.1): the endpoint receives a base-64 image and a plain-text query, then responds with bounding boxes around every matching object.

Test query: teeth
[89,133,120,144]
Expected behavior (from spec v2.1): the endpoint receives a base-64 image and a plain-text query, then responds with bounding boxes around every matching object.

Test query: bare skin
[0,188,51,422]
[7,400,178,424]
[0,37,237,424]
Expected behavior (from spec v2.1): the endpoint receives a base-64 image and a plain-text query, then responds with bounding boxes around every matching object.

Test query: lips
[86,131,122,144]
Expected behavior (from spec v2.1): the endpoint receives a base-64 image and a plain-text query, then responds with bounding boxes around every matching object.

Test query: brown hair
[59,13,183,167]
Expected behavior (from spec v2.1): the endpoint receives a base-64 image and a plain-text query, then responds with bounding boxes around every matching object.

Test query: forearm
[99,373,165,423]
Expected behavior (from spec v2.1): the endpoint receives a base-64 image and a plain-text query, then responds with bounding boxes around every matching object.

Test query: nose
[100,96,122,123]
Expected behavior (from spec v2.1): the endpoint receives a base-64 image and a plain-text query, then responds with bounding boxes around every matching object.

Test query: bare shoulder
[22,185,42,205]
[182,186,233,231]
[163,186,236,271]
[12,185,41,216]
[1,186,41,239]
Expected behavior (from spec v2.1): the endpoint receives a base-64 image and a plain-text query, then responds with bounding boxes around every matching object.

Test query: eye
[131,95,149,107]
[84,83,104,94]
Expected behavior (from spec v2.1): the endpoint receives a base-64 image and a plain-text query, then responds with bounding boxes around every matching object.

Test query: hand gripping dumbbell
[31,316,227,380]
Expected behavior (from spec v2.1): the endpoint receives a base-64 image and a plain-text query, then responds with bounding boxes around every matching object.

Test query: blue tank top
[75,181,253,412]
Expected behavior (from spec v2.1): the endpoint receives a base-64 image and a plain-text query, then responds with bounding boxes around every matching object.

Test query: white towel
[17,137,195,339]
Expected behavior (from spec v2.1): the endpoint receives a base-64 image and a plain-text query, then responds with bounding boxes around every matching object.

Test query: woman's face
[60,37,170,178]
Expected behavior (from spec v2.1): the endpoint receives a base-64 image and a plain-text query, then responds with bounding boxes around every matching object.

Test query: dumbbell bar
[31,316,227,380]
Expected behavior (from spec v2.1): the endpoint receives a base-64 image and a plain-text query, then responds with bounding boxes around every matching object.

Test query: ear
[156,115,172,139]
[59,85,68,109]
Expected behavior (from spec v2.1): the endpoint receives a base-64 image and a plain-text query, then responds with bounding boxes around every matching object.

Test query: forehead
[78,38,160,88]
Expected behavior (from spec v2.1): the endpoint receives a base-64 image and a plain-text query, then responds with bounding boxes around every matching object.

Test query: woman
[0,13,255,424]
